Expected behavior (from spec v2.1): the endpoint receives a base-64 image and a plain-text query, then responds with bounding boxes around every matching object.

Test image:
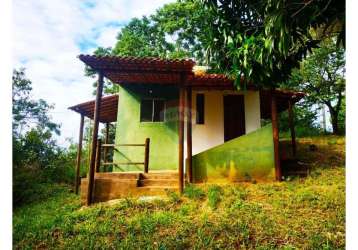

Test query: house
[69,55,304,205]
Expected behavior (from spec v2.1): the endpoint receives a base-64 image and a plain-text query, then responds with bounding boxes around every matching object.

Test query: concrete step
[136,186,178,196]
[138,179,178,187]
[140,172,178,180]
[94,172,140,179]
[80,172,180,205]
[80,177,140,203]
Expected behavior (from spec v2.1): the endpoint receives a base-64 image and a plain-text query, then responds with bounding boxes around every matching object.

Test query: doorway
[223,95,246,141]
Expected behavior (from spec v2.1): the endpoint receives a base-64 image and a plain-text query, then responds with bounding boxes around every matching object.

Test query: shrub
[207,185,222,209]
[13,131,78,207]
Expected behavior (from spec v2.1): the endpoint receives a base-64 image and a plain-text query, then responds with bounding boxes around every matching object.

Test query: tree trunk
[328,107,340,135]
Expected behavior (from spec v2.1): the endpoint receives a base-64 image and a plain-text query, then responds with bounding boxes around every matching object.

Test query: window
[140,99,165,122]
[196,93,205,124]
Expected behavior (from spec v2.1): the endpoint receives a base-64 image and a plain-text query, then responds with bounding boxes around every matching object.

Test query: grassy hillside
[13,136,345,249]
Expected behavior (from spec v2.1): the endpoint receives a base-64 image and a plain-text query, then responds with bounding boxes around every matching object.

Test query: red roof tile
[68,94,118,123]
[75,55,305,119]
[79,55,195,72]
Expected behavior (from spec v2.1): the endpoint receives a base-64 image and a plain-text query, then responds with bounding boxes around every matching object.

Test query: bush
[13,130,78,207]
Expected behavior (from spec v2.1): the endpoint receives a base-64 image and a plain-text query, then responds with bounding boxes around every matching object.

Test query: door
[224,95,246,141]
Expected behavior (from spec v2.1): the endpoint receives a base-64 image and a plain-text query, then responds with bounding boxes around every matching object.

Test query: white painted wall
[244,91,261,133]
[184,90,261,159]
[191,90,225,155]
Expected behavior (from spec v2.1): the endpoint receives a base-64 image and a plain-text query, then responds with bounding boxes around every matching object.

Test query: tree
[113,17,174,58]
[87,0,213,94]
[202,0,345,88]
[13,68,62,166]
[112,0,213,62]
[151,0,213,63]
[13,69,60,137]
[84,47,119,95]
[284,38,345,134]
[278,102,320,137]
[12,69,77,206]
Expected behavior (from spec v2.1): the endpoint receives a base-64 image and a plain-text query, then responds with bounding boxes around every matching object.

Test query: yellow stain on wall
[228,160,239,182]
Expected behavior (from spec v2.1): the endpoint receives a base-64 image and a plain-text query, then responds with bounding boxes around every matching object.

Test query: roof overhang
[79,55,195,85]
[260,89,305,119]
[77,55,305,119]
[68,95,118,123]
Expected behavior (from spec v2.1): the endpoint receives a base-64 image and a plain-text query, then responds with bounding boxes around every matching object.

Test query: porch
[69,55,304,205]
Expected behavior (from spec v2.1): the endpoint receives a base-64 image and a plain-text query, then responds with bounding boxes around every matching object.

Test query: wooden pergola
[68,94,118,194]
[74,55,304,205]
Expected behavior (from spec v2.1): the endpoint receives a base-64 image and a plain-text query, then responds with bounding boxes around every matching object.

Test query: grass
[13,135,345,249]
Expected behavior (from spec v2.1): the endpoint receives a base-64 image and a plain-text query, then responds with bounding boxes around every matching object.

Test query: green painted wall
[192,124,275,183]
[113,84,179,171]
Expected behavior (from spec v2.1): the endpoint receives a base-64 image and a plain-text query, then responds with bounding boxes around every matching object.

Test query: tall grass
[13,136,345,249]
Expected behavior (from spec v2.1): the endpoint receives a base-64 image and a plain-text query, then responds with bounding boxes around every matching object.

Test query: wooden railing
[94,138,150,173]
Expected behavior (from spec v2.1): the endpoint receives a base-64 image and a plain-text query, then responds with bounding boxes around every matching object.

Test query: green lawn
[13,136,345,249]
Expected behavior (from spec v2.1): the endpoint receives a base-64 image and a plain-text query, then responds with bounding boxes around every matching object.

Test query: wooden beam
[186,86,193,183]
[102,143,145,147]
[271,93,282,181]
[75,114,84,194]
[87,119,92,167]
[95,139,102,172]
[86,72,104,206]
[178,77,186,194]
[288,100,297,157]
[103,123,110,171]
[103,162,145,166]
[144,138,150,173]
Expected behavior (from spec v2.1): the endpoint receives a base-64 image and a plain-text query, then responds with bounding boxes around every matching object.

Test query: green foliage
[112,0,212,62]
[278,103,321,137]
[113,17,173,58]
[338,97,345,133]
[13,130,77,206]
[12,69,77,207]
[86,0,214,94]
[84,47,120,95]
[202,0,345,88]
[12,68,60,137]
[283,38,345,134]
[151,0,213,63]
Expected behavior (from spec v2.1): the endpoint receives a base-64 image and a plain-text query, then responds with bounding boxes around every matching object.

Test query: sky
[13,0,175,146]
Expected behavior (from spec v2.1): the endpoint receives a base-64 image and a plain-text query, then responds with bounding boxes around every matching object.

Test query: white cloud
[13,0,175,146]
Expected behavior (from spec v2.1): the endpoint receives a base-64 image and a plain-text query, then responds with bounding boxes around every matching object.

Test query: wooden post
[103,122,110,171]
[75,114,84,194]
[271,93,282,181]
[144,138,150,173]
[95,139,102,172]
[288,100,297,157]
[87,119,92,166]
[86,72,104,206]
[186,87,193,183]
[178,81,185,194]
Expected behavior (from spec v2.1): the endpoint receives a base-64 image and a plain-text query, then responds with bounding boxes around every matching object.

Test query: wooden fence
[95,138,150,173]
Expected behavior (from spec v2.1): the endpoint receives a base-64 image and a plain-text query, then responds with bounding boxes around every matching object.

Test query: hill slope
[13,136,345,249]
